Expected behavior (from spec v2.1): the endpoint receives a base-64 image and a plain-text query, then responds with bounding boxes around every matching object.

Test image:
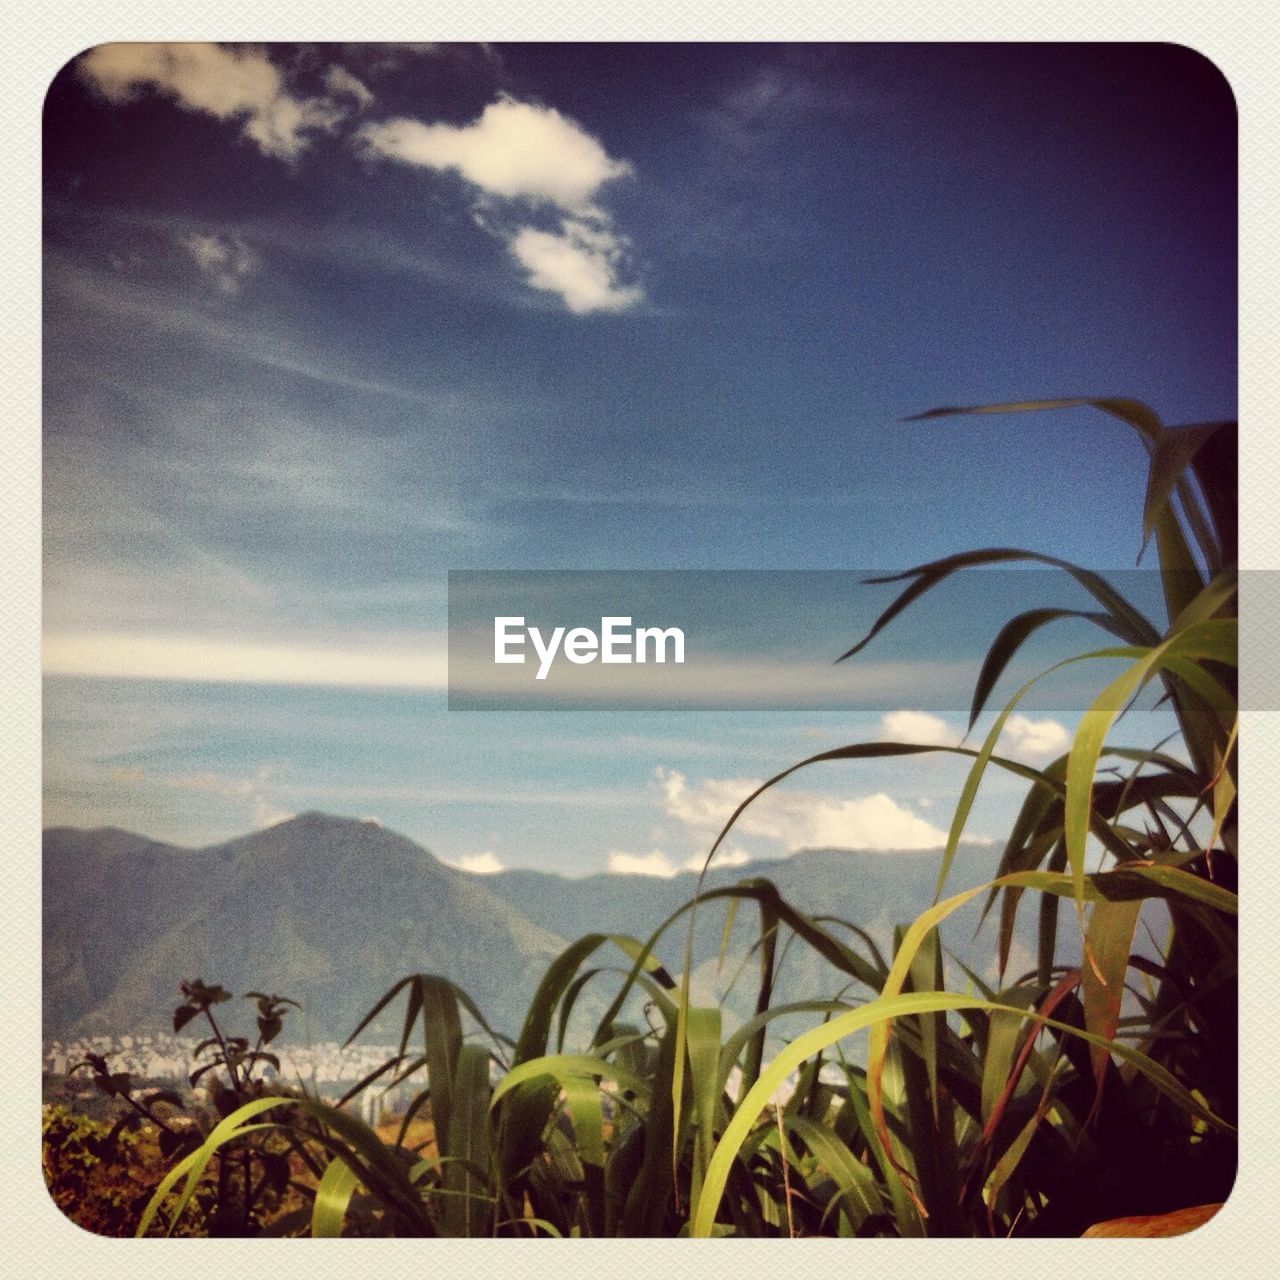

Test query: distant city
[42,1030,822,1115]
[44,1032,406,1091]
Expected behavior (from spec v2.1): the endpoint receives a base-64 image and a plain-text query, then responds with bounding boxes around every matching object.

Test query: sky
[42,42,1237,875]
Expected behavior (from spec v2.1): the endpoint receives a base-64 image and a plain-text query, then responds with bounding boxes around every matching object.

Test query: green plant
[136,397,1236,1238]
[42,1103,174,1235]
[56,980,310,1235]
[677,398,1237,1236]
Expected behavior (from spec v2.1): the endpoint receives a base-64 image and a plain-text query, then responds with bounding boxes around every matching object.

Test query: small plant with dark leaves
[154,981,306,1235]
[67,1052,191,1161]
[175,981,299,1099]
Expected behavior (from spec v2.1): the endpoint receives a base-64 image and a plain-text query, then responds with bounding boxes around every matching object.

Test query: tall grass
[139,398,1237,1237]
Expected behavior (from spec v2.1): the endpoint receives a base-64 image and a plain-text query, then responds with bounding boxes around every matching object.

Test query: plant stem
[202,1006,242,1092]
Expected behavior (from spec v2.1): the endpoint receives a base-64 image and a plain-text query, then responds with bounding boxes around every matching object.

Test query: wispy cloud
[252,796,296,829]
[446,645,977,710]
[699,69,801,159]
[44,632,448,690]
[322,64,373,110]
[104,762,294,831]
[46,253,515,420]
[78,43,362,160]
[156,768,262,798]
[180,231,256,293]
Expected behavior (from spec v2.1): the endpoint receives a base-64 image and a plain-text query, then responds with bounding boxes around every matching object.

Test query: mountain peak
[270,810,379,832]
[211,811,423,864]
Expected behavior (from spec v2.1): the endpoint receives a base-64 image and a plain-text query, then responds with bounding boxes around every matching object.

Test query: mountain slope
[44,814,566,1043]
[484,843,1005,972]
[43,826,237,1038]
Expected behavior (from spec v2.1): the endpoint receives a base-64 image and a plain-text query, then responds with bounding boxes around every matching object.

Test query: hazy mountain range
[43,812,1017,1047]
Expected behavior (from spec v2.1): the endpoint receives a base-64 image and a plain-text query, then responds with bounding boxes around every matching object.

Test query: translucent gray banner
[448,568,1243,712]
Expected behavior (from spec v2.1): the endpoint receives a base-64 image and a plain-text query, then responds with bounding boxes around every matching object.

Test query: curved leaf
[311,1153,360,1238]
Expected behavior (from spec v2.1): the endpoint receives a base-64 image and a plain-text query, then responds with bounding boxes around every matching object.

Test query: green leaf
[968,607,1132,730]
[311,1154,360,1238]
[980,1007,1028,1124]
[442,1043,493,1237]
[490,1054,652,1110]
[785,1113,882,1231]
[138,1096,434,1237]
[1081,898,1143,1090]
[515,933,671,1066]
[838,549,1158,664]
[1064,619,1237,913]
[686,1004,723,1199]
[903,396,1163,443]
[1140,420,1234,555]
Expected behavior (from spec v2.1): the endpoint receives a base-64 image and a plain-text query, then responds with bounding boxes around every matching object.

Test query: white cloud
[655,768,950,853]
[1000,714,1070,759]
[655,770,755,837]
[606,841,751,878]
[509,220,642,314]
[445,851,506,875]
[877,707,1069,761]
[78,43,349,159]
[805,793,950,849]
[876,709,961,747]
[322,64,373,109]
[607,848,680,878]
[180,231,256,293]
[358,94,644,314]
[358,94,631,214]
[686,845,751,873]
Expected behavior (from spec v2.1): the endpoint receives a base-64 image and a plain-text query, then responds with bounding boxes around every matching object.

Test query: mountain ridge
[43,811,1011,1044]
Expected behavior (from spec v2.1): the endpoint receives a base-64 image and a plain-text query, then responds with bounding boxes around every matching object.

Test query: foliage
[115,398,1236,1237]
[42,1104,174,1236]
[50,983,314,1235]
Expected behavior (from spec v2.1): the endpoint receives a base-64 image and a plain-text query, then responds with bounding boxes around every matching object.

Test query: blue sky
[42,42,1235,874]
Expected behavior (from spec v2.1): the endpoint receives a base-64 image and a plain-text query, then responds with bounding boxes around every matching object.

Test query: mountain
[483,842,1018,1013]
[43,813,565,1043]
[485,844,1001,953]
[44,813,1028,1047]
[43,826,239,1037]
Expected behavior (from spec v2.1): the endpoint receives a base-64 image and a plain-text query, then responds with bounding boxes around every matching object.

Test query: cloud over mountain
[654,767,951,853]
